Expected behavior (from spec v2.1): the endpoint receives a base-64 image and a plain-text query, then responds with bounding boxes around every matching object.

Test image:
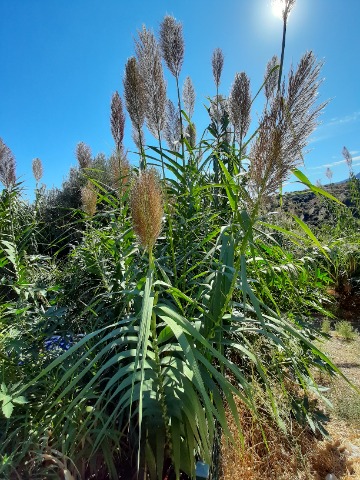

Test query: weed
[335,320,357,342]
[321,318,332,334]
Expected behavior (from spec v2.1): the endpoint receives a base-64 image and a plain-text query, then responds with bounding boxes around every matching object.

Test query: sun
[271,0,285,19]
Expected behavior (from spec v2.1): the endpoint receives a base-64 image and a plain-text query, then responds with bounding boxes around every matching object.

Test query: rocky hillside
[272,177,360,226]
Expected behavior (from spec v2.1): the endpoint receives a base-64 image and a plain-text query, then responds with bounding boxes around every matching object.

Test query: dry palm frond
[249,51,326,201]
[228,72,251,144]
[135,26,167,140]
[81,181,97,217]
[164,99,181,151]
[0,138,16,188]
[130,168,163,250]
[32,157,43,182]
[159,15,184,79]
[110,91,126,153]
[212,48,224,89]
[123,56,146,155]
[264,55,279,101]
[75,142,92,169]
[182,76,196,119]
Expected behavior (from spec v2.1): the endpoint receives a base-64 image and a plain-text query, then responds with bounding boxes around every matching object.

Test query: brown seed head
[249,51,326,200]
[264,55,279,100]
[110,152,131,196]
[159,15,184,79]
[76,142,92,169]
[130,168,163,250]
[111,91,126,153]
[132,126,146,154]
[185,123,196,149]
[123,57,146,146]
[32,157,43,182]
[228,72,251,143]
[164,99,181,151]
[212,48,224,89]
[182,76,196,119]
[0,138,16,188]
[81,181,97,217]
[135,26,167,139]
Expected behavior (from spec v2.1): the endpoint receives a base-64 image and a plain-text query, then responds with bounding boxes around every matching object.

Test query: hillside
[273,177,360,226]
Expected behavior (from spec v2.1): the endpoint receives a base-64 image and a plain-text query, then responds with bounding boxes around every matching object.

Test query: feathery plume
[275,0,297,91]
[159,15,184,79]
[110,152,131,196]
[135,26,167,140]
[123,57,146,157]
[75,142,92,169]
[130,168,163,250]
[249,51,326,200]
[132,126,146,154]
[342,146,353,170]
[325,167,333,182]
[0,138,16,188]
[264,55,279,100]
[110,91,126,153]
[32,158,43,182]
[81,181,97,217]
[164,99,181,151]
[182,76,196,119]
[185,123,196,149]
[281,0,296,21]
[228,72,251,143]
[212,48,224,89]
[209,94,228,124]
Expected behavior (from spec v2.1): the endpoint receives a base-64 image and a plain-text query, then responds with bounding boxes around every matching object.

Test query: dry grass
[221,334,360,479]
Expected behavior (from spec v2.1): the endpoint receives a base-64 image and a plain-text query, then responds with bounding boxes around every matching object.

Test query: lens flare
[271,0,285,19]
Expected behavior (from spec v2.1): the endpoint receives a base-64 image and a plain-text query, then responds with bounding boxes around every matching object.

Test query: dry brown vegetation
[222,333,360,479]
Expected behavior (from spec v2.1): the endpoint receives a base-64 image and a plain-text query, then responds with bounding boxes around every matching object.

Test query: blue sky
[1,0,359,197]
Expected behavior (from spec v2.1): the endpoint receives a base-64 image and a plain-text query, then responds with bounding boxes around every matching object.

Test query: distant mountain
[336,172,360,185]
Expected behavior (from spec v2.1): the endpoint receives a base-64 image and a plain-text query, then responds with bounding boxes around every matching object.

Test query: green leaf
[291,214,330,260]
[292,169,343,204]
[2,398,13,418]
[12,396,28,405]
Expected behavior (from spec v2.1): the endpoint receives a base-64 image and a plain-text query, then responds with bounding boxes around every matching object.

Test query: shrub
[321,319,331,334]
[335,320,357,341]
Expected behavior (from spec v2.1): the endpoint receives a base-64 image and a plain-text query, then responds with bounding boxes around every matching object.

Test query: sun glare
[271,0,285,19]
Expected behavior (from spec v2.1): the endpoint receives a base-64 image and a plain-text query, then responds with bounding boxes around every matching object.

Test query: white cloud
[308,154,360,171]
[308,159,346,171]
[326,111,360,127]
[309,111,360,145]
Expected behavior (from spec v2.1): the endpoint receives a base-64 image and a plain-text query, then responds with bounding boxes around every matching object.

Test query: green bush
[335,320,357,341]
[321,319,331,334]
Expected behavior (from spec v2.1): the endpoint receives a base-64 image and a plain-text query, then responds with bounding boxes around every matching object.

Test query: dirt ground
[221,333,360,480]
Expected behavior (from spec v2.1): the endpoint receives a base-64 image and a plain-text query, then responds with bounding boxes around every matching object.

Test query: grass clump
[322,318,332,334]
[333,387,360,424]
[335,321,357,342]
